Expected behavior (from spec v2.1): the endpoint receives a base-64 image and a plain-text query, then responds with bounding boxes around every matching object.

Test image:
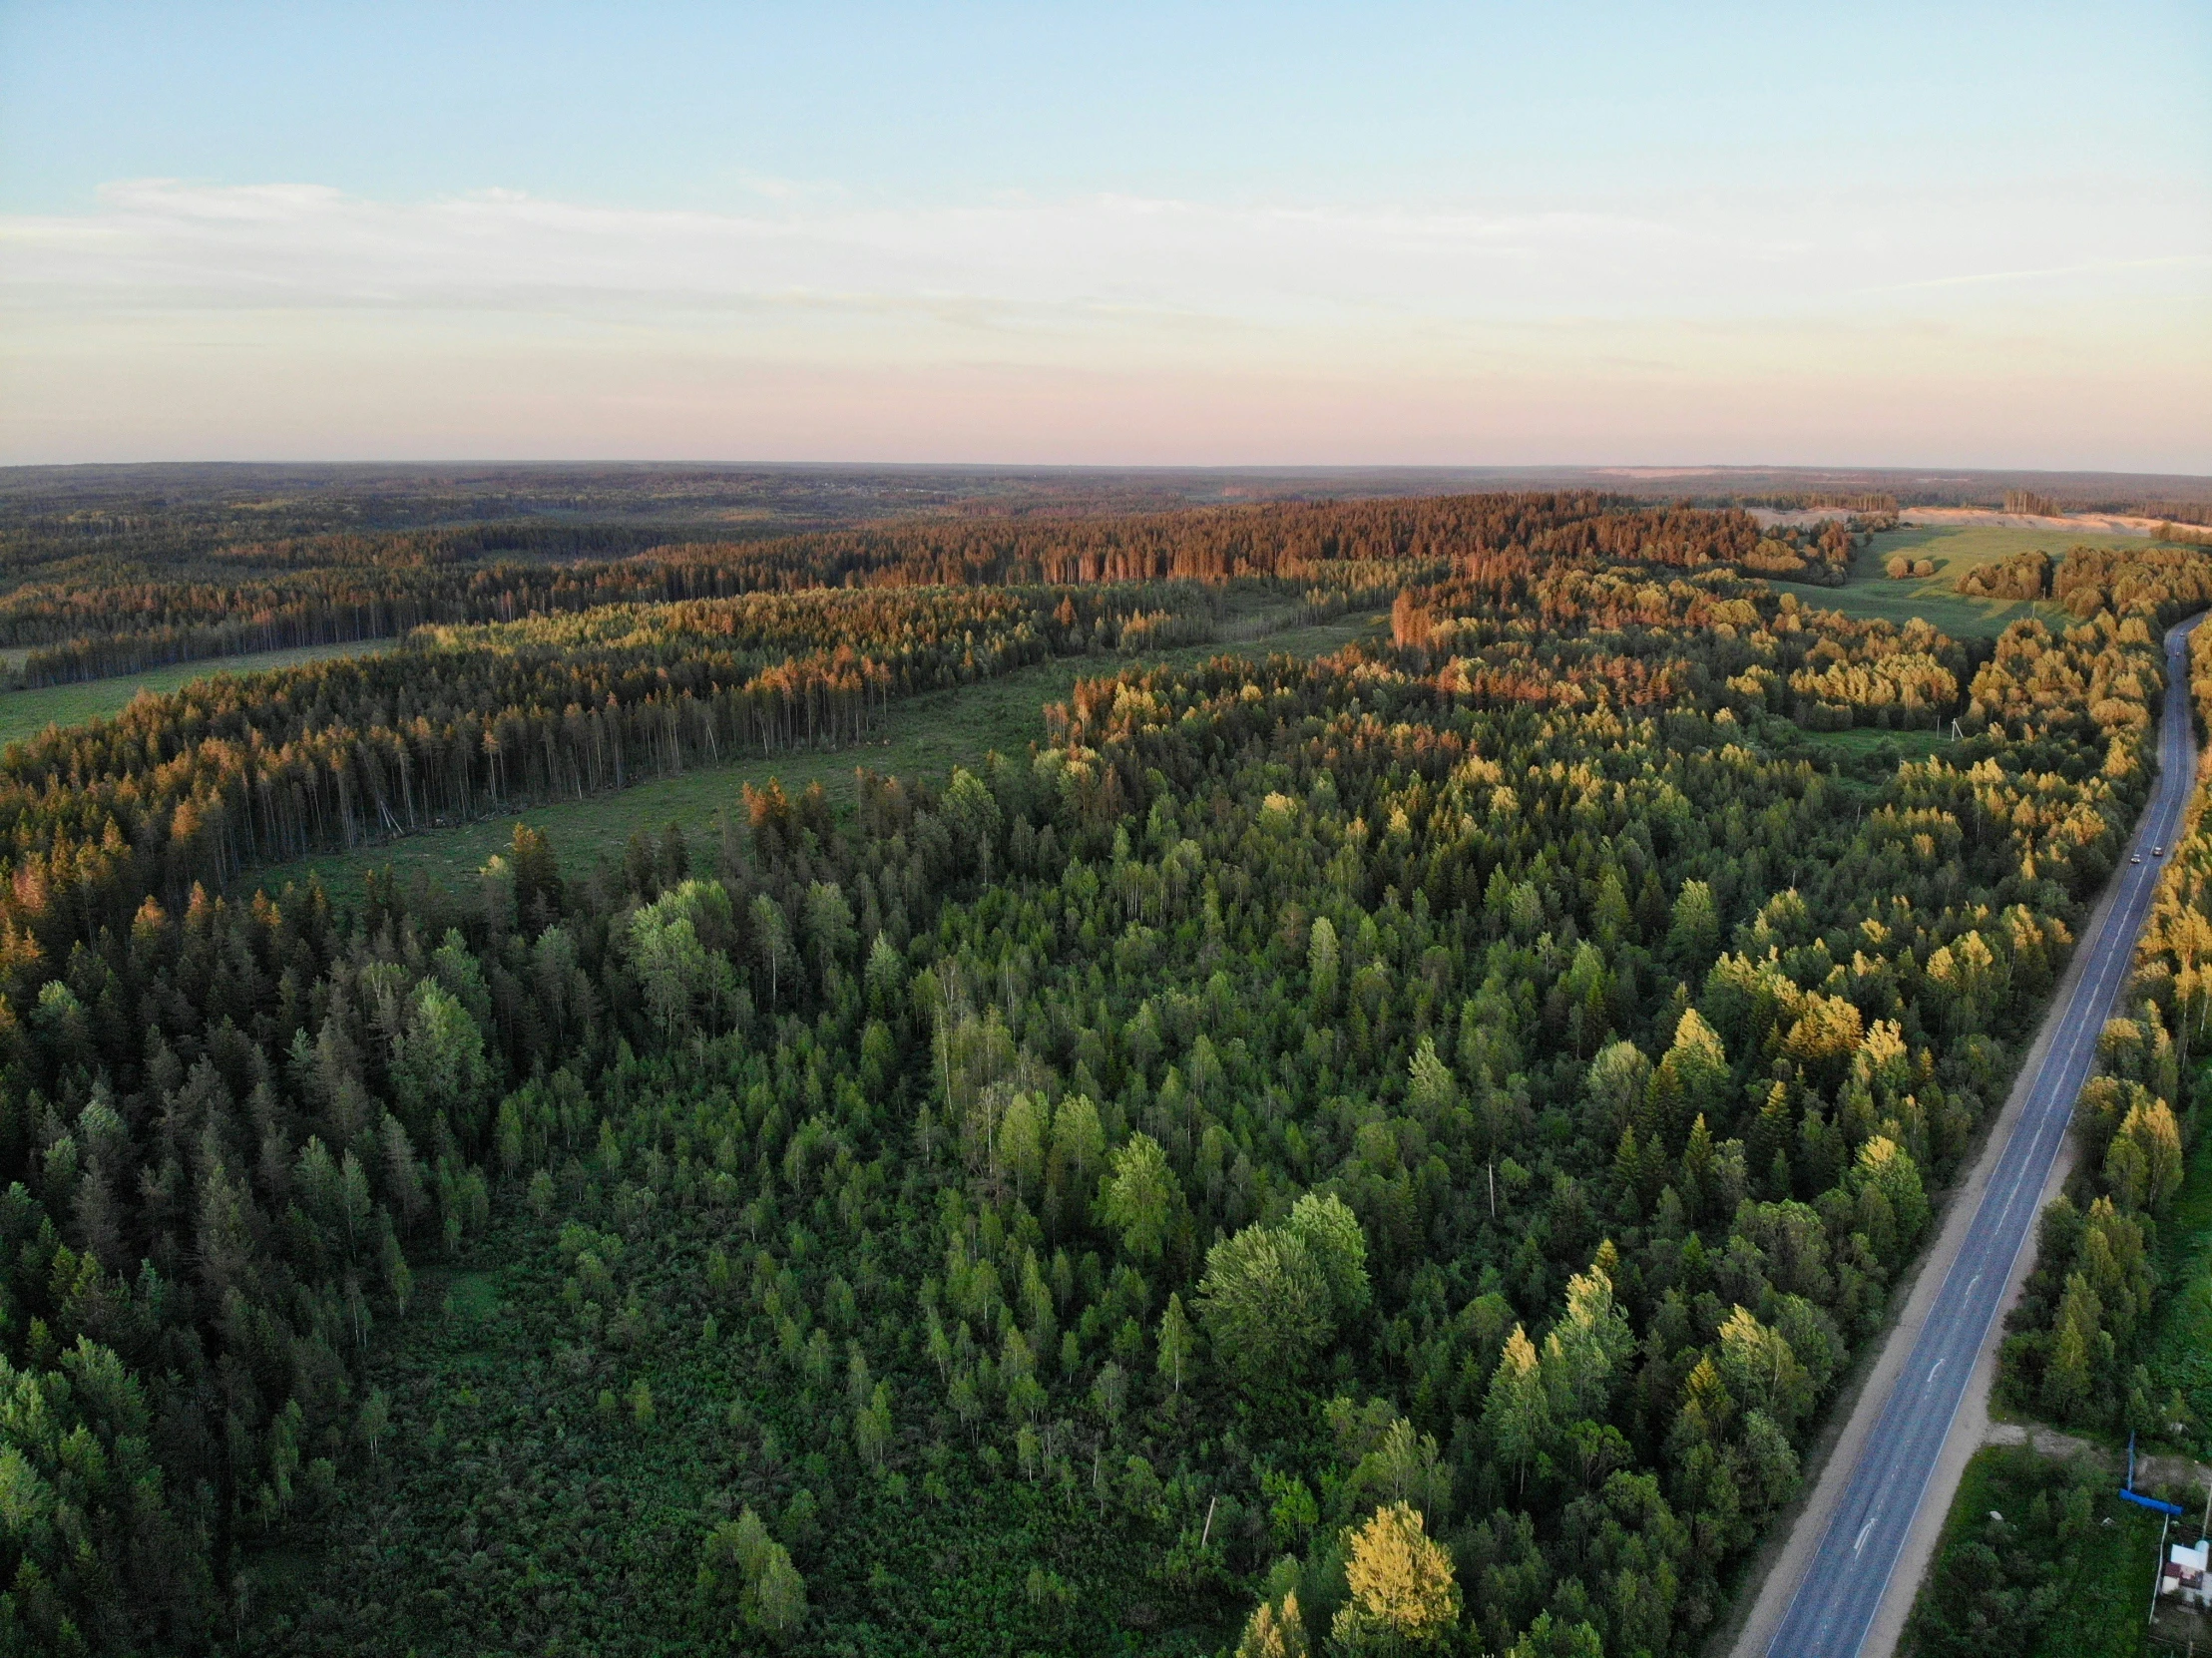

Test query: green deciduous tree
[1100,1132,1178,1264]
[391,978,491,1139]
[1852,1135,1930,1267]
[2103,1097,2183,1213]
[1484,1326,1551,1494]
[1407,1035,1455,1119]
[698,1505,807,1638]
[1197,1224,1334,1384]
[1286,1190,1371,1318]
[1541,1263,1633,1422]
[1157,1291,1194,1394]
[630,887,710,1041]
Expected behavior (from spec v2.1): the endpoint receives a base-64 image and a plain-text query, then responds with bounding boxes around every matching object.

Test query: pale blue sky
[2,1,2207,467]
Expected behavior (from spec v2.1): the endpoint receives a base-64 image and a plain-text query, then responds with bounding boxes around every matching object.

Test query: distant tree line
[2,494,1784,686]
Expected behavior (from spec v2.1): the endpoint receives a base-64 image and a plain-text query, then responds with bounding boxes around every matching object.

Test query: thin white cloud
[2,179,2206,467]
[0,177,2004,330]
[1847,254,2212,298]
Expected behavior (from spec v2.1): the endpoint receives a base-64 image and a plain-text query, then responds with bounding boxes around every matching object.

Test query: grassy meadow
[0,637,396,750]
[1781,524,2179,638]
[253,608,1391,905]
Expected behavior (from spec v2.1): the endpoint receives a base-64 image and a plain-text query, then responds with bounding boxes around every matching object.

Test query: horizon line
[5,458,2208,484]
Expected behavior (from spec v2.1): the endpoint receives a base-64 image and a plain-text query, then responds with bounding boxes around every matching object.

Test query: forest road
[1731,611,2207,1658]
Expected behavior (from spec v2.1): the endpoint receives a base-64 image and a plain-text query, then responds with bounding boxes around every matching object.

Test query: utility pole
[2151,1511,2171,1627]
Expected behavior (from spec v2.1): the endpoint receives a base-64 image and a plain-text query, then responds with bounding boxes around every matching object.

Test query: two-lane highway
[1762,611,2207,1658]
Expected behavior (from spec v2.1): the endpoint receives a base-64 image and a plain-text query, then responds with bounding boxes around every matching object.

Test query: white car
[2132,855,2143,865]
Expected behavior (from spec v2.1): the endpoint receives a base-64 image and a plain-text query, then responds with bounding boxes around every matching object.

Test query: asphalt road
[1764,611,2207,1658]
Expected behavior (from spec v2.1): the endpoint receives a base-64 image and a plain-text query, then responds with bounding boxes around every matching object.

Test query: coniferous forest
[0,482,2208,1656]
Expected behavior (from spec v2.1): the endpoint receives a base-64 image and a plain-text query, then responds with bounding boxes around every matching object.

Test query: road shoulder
[1721,847,2133,1658]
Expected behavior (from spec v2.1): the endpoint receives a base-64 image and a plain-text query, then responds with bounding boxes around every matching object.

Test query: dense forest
[0,492,2205,1656]
[0,493,1846,688]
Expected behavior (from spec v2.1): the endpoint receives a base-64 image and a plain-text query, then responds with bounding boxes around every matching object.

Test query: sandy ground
[1898,508,2163,536]
[1747,506,2176,536]
[1980,1420,2104,1462]
[1980,1419,2212,1497]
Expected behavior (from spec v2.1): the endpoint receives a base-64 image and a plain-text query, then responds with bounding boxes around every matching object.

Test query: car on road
[2133,854,2143,864]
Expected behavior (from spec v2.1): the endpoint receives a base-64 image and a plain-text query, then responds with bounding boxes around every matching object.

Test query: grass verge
[2143,1092,2212,1457]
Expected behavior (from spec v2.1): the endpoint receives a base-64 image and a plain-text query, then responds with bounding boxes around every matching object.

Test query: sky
[2,1,2207,470]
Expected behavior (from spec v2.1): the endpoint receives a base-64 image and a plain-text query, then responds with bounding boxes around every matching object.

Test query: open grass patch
[0,637,395,750]
[1769,722,1958,791]
[441,1271,504,1323]
[1793,726,1955,761]
[1772,525,2185,639]
[1903,1444,2167,1658]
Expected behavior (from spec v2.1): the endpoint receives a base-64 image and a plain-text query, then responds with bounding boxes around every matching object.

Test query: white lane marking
[1777,622,2203,1657]
[1928,1358,1946,1385]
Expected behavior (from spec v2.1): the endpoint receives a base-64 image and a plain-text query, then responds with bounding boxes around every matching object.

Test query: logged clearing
[253,609,1390,905]
[0,638,396,750]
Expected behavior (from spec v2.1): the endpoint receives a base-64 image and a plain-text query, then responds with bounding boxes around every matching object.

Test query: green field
[1793,726,1955,761]
[253,609,1390,905]
[0,637,395,750]
[1777,524,2174,638]
[1904,1445,2167,1658]
[2142,1091,2212,1460]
